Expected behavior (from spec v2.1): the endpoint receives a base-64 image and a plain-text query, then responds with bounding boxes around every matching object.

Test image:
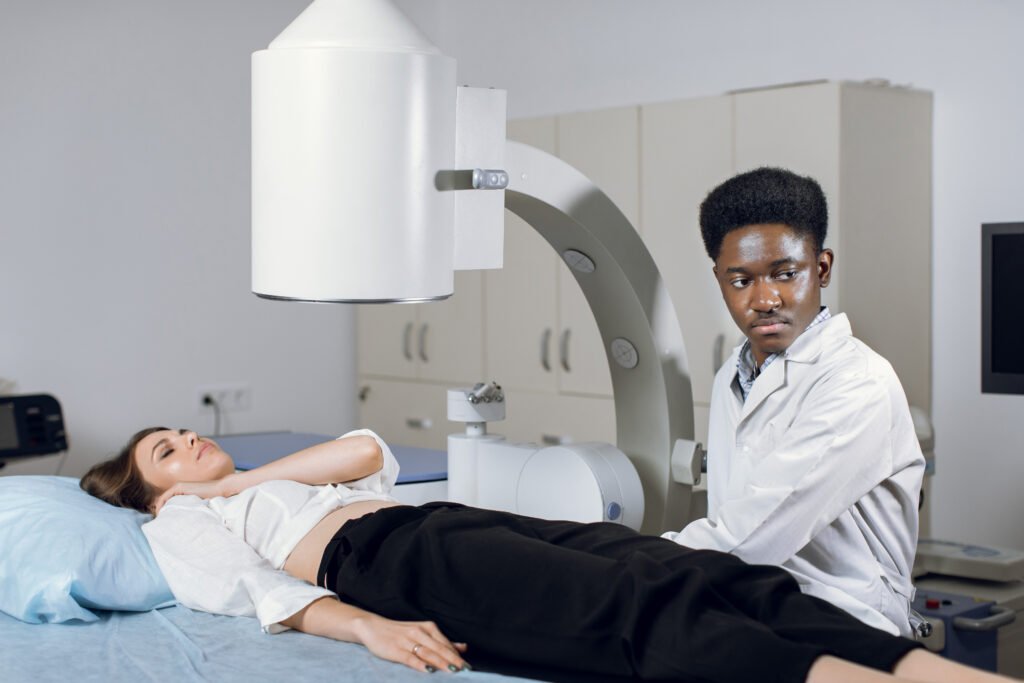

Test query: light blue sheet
[0,605,541,683]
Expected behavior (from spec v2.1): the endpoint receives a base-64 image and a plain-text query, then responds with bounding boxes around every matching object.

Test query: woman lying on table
[81,428,1013,683]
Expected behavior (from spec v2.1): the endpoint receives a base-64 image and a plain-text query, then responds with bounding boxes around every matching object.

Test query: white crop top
[142,429,400,633]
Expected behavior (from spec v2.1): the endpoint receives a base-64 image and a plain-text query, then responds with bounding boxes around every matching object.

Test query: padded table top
[215,431,448,483]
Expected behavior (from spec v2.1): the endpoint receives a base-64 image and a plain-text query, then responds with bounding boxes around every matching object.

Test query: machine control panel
[0,394,68,460]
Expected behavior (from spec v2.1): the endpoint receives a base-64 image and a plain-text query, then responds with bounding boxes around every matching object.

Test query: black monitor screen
[982,223,1024,394]
[0,403,17,451]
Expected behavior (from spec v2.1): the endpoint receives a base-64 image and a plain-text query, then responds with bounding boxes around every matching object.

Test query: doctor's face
[714,223,833,366]
[133,428,235,494]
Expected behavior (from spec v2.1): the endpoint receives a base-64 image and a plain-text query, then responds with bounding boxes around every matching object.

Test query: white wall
[395,0,1024,548]
[0,0,358,478]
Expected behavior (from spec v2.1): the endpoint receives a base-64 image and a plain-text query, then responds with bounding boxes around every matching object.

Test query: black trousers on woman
[317,503,919,683]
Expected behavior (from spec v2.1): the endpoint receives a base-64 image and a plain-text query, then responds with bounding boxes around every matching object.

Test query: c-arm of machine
[444,140,705,535]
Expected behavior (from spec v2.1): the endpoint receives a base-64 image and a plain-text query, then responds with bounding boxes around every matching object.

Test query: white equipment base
[447,433,645,529]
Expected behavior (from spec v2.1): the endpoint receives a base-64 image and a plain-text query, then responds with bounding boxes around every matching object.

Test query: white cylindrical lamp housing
[252,0,456,302]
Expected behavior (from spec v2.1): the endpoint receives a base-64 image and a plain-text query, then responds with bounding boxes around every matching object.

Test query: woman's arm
[221,434,383,496]
[284,597,469,674]
[147,501,465,673]
[154,430,390,512]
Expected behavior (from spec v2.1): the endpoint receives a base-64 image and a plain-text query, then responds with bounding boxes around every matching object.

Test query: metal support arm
[503,141,697,534]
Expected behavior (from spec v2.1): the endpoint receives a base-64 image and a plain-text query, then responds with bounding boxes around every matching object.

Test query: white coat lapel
[735,313,846,425]
[737,359,787,425]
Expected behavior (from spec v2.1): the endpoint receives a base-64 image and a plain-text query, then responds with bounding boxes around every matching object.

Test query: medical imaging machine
[249,0,705,534]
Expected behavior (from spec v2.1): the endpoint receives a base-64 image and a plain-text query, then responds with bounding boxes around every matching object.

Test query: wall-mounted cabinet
[641,95,740,422]
[356,378,449,450]
[357,271,484,448]
[357,271,484,384]
[358,80,932,451]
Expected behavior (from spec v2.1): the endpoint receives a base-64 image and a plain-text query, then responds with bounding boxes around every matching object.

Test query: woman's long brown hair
[79,427,167,513]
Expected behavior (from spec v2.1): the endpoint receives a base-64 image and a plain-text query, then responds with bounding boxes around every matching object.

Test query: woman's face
[133,428,235,493]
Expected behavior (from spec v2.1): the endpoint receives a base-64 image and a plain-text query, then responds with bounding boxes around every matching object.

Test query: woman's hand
[352,613,469,674]
[153,477,234,514]
[283,599,470,674]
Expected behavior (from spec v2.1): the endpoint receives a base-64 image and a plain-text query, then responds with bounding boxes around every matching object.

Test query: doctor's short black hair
[698,167,828,261]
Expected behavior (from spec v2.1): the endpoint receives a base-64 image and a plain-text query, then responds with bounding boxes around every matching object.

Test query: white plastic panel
[453,86,506,271]
[252,47,456,301]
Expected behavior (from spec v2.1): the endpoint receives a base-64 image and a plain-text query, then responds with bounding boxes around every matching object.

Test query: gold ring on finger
[412,644,421,657]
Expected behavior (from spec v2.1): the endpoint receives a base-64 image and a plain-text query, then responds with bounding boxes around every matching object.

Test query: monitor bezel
[981,222,1024,395]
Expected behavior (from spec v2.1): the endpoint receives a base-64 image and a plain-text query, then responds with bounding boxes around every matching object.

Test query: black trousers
[317,503,919,683]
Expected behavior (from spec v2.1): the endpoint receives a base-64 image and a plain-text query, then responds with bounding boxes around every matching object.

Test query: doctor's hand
[353,613,470,674]
[152,479,232,514]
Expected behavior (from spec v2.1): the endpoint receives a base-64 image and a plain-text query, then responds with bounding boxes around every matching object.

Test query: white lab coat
[664,314,925,636]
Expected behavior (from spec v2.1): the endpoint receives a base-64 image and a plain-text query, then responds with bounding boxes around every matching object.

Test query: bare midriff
[283,499,403,585]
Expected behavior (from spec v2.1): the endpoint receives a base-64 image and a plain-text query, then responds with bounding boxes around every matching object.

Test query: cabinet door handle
[402,322,414,361]
[358,386,370,402]
[418,324,429,362]
[406,417,433,430]
[712,333,725,374]
[540,328,552,371]
[559,329,571,372]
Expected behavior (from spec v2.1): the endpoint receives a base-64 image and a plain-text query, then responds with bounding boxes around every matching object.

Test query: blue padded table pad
[0,606,540,683]
[215,431,447,483]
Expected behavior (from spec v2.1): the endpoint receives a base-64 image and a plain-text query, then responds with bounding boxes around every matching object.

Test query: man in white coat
[663,167,926,637]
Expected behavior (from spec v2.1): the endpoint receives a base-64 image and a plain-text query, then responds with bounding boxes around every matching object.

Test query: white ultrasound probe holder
[446,384,645,529]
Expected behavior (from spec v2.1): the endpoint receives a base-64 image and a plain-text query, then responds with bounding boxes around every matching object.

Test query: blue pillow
[0,475,174,623]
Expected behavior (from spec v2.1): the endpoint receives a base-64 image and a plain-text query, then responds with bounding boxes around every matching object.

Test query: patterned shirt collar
[736,306,831,402]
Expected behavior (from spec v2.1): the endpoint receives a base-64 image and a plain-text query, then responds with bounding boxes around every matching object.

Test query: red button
[925,598,940,609]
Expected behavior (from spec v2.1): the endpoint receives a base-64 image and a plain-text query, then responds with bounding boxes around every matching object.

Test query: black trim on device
[982,222,1024,395]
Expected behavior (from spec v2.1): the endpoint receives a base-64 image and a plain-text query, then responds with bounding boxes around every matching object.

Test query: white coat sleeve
[671,369,894,565]
[142,498,336,633]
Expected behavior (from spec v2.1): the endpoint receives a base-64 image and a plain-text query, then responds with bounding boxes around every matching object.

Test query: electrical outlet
[196,383,252,414]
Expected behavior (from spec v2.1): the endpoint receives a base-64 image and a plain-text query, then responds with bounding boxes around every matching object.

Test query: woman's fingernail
[448,664,459,672]
[425,665,436,673]
[462,663,473,671]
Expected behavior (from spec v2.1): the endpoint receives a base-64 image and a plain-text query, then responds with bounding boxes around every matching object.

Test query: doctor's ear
[817,249,834,287]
